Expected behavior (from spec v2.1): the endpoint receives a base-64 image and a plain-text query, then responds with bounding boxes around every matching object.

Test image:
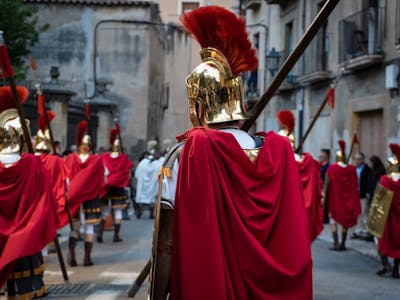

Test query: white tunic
[135,156,162,204]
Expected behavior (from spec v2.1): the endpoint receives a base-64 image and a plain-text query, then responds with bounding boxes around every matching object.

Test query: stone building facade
[23,0,168,159]
[244,0,400,162]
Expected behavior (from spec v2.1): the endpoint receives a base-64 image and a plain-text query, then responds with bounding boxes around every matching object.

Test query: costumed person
[134,140,162,219]
[34,111,70,262]
[0,86,58,298]
[324,140,361,251]
[149,6,312,300]
[375,144,400,278]
[97,126,133,243]
[277,110,324,242]
[64,121,104,267]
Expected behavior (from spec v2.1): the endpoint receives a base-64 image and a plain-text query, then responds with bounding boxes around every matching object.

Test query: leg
[67,220,80,267]
[330,222,339,251]
[376,250,392,275]
[113,208,123,242]
[83,224,95,266]
[149,204,155,219]
[97,205,110,243]
[339,227,348,251]
[392,258,400,279]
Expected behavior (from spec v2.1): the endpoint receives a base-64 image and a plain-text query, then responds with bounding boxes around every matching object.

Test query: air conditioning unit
[385,64,399,90]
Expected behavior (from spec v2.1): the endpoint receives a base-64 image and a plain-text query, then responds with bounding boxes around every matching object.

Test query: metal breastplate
[243,148,261,163]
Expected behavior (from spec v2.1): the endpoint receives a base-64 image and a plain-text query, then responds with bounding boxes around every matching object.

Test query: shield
[367,183,394,238]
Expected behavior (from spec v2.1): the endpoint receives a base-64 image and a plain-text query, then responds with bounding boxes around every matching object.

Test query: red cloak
[298,153,324,242]
[58,153,104,227]
[326,163,361,228]
[0,154,58,286]
[172,128,312,300]
[378,175,400,258]
[38,153,69,227]
[101,152,133,197]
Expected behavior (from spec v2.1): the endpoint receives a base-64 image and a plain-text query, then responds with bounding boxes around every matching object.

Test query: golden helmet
[388,143,400,174]
[336,140,346,163]
[0,109,27,155]
[276,110,295,149]
[147,140,158,155]
[35,111,56,153]
[77,121,91,154]
[181,6,258,126]
[110,127,121,153]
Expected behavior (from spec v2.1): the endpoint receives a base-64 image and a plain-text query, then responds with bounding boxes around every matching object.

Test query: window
[316,1,329,70]
[396,0,400,45]
[182,2,200,14]
[284,21,294,59]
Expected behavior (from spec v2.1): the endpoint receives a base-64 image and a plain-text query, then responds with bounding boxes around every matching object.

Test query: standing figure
[149,6,312,300]
[325,140,361,250]
[376,144,400,278]
[276,110,323,242]
[135,141,162,219]
[0,86,58,298]
[319,149,331,223]
[65,121,104,267]
[98,127,133,243]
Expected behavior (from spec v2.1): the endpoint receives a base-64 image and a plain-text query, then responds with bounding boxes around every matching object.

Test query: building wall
[245,0,400,162]
[26,3,165,159]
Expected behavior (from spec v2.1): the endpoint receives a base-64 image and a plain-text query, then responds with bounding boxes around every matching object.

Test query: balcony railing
[339,8,384,65]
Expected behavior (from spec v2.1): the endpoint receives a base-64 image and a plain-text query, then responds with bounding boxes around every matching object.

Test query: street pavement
[43,213,400,299]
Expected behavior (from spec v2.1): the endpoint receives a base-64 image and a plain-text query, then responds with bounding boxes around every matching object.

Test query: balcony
[266,0,288,5]
[242,0,261,10]
[339,8,384,71]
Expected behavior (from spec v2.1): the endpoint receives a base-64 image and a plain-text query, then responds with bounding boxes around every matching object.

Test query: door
[357,109,384,161]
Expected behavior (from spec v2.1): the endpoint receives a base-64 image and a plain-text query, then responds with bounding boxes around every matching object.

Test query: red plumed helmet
[390,143,400,161]
[38,110,56,132]
[276,110,295,134]
[109,128,118,145]
[338,140,346,154]
[76,121,88,147]
[180,6,258,76]
[0,86,29,113]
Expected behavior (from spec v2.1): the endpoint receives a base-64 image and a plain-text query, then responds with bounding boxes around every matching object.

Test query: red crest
[276,110,295,134]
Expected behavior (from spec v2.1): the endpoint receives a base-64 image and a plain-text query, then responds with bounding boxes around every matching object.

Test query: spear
[0,31,69,285]
[30,56,75,233]
[241,0,340,132]
[346,131,359,164]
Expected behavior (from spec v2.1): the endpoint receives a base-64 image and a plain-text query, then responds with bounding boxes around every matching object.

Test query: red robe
[298,153,324,242]
[58,153,104,227]
[172,128,312,300]
[378,175,400,258]
[327,163,361,228]
[0,154,58,286]
[38,153,69,227]
[101,152,133,197]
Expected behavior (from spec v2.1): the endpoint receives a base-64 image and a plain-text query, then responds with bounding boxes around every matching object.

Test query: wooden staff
[127,259,151,298]
[241,0,340,132]
[346,131,358,164]
[0,32,69,284]
[30,56,75,233]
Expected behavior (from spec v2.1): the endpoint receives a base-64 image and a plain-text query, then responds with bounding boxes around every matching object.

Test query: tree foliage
[0,0,48,77]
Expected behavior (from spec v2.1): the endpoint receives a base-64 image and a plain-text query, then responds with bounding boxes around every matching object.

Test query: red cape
[59,153,104,227]
[172,128,312,300]
[38,153,69,227]
[298,153,324,242]
[0,154,58,286]
[327,163,361,228]
[101,152,133,197]
[378,175,400,258]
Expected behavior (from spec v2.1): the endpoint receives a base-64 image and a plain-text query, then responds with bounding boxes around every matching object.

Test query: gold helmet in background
[388,143,400,174]
[276,110,295,149]
[181,6,258,126]
[77,121,91,154]
[35,111,55,153]
[110,125,122,153]
[147,140,158,156]
[336,140,346,163]
[0,86,30,155]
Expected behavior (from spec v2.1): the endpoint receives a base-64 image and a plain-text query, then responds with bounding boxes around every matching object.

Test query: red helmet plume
[0,86,29,112]
[276,110,295,134]
[180,6,258,76]
[110,128,118,145]
[38,110,56,132]
[76,121,88,147]
[390,144,400,161]
[338,140,346,154]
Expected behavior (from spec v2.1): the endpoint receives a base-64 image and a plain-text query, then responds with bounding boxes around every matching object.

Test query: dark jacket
[358,164,371,198]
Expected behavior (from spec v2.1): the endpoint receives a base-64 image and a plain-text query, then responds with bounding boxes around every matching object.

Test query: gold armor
[79,134,92,154]
[278,128,295,150]
[186,48,248,126]
[387,155,399,175]
[35,129,51,152]
[336,140,346,163]
[111,138,122,153]
[0,109,28,155]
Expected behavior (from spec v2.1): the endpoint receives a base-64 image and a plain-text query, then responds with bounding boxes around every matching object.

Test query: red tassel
[38,110,56,132]
[327,87,335,109]
[85,103,90,120]
[115,123,121,134]
[276,110,295,134]
[38,94,45,115]
[0,45,14,78]
[109,128,118,145]
[338,140,346,154]
[0,86,29,112]
[77,121,88,147]
[390,144,400,161]
[352,133,359,144]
